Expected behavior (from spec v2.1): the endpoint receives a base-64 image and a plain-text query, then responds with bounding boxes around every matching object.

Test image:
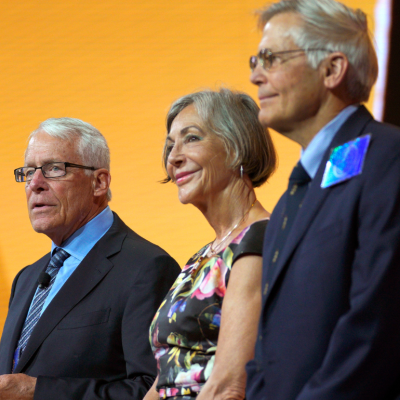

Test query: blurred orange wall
[0,0,378,334]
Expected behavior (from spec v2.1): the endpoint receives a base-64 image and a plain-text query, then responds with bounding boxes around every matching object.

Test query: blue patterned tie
[13,248,70,368]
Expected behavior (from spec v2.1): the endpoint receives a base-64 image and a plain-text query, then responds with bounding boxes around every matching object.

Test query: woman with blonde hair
[145,88,277,400]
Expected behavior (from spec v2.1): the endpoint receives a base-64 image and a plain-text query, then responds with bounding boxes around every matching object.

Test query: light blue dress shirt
[28,206,114,317]
[301,105,358,179]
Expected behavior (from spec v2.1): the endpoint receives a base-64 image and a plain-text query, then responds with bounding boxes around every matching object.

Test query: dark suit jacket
[246,106,400,400]
[0,212,180,400]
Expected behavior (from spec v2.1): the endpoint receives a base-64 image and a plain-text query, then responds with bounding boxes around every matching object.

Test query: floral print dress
[149,219,268,399]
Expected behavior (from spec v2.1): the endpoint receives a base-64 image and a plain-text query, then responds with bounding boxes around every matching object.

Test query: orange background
[0,0,378,335]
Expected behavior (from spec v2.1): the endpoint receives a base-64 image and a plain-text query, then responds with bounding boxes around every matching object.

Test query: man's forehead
[25,131,79,163]
[27,131,75,149]
[259,12,301,50]
[263,11,303,30]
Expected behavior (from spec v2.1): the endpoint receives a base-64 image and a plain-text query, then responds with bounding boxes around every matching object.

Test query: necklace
[209,201,255,256]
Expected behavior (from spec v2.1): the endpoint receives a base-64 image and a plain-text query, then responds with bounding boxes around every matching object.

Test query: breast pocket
[57,308,111,330]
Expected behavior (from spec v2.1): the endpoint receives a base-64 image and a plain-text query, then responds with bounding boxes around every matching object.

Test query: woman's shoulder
[233,218,269,244]
[229,218,269,264]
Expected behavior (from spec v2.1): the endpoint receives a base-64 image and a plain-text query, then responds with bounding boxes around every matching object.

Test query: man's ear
[322,52,349,90]
[92,169,111,197]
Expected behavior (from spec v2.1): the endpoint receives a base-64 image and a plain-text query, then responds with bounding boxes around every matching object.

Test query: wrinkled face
[166,104,235,208]
[250,12,325,135]
[24,130,96,245]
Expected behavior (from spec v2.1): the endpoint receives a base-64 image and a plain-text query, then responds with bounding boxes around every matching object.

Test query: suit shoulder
[113,233,180,286]
[367,119,400,145]
[108,214,180,279]
[361,120,400,171]
[10,253,50,306]
[124,226,174,258]
[15,253,51,278]
[111,212,176,259]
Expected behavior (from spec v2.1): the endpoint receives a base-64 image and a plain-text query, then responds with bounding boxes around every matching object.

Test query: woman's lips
[175,171,197,185]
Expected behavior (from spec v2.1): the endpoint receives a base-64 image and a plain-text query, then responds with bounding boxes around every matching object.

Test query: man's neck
[283,99,354,149]
[51,202,109,246]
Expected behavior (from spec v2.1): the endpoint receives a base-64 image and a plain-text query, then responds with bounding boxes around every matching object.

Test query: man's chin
[30,217,54,236]
[258,113,292,136]
[31,225,52,236]
[258,111,274,130]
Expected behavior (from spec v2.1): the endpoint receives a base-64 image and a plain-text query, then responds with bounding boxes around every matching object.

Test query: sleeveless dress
[149,219,268,399]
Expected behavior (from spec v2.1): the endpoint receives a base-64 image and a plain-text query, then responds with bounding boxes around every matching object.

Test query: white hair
[28,117,112,201]
[258,0,378,103]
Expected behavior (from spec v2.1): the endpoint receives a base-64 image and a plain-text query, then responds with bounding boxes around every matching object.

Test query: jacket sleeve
[297,144,400,399]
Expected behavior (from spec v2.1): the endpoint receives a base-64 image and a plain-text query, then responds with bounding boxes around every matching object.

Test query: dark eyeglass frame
[14,162,96,183]
[249,48,331,71]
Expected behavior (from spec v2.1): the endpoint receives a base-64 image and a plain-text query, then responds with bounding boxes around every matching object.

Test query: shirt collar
[301,105,358,179]
[51,206,114,261]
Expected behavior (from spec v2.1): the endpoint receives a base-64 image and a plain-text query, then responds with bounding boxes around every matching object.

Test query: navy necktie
[268,162,311,269]
[13,248,70,369]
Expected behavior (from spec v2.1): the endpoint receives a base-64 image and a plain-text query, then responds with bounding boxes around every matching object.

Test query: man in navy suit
[246,0,400,399]
[0,118,180,399]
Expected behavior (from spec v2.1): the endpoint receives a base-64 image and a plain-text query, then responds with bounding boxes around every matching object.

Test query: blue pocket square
[321,134,371,189]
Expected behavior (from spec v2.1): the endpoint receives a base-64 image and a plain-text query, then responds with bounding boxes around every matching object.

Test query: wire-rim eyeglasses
[249,48,332,71]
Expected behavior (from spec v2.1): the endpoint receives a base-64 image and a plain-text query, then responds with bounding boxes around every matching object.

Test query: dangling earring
[240,165,244,179]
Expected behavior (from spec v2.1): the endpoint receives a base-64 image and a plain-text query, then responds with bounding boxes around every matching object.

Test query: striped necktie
[13,248,70,369]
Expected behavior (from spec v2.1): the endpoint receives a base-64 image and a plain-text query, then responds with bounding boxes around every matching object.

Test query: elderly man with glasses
[0,117,180,400]
[246,1,400,400]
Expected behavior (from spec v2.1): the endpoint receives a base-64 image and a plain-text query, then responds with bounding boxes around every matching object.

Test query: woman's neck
[200,183,269,242]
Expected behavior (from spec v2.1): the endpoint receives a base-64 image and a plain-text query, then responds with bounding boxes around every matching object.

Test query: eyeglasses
[14,162,96,183]
[249,48,331,71]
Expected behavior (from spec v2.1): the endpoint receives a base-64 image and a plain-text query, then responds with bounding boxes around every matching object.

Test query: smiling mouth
[175,171,197,185]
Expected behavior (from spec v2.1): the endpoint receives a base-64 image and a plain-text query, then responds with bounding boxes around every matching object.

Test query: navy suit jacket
[246,106,400,400]
[0,212,180,400]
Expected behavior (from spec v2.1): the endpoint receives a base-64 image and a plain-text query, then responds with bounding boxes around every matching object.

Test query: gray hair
[163,88,277,188]
[257,0,378,103]
[28,117,112,201]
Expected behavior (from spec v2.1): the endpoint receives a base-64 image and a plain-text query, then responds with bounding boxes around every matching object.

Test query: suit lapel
[14,222,126,373]
[264,106,374,304]
[1,256,49,373]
